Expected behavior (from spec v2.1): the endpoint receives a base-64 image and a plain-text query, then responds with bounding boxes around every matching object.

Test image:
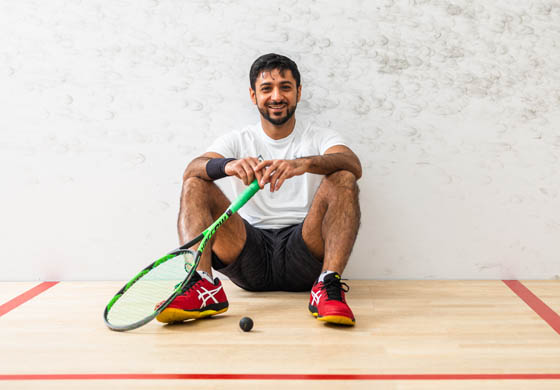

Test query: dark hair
[249,53,301,90]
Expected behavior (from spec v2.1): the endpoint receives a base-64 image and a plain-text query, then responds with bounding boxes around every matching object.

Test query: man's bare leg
[177,177,247,276]
[302,170,361,275]
[155,177,244,324]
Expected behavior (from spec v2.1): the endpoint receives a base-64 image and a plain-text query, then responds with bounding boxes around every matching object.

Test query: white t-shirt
[207,121,348,229]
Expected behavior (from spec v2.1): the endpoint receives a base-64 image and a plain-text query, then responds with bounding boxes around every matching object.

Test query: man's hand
[255,159,307,192]
[224,157,265,187]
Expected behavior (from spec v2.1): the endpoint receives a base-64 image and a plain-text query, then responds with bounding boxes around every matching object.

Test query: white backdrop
[1,0,559,281]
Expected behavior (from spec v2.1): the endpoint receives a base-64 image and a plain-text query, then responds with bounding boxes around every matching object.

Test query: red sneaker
[309,273,355,326]
[156,272,228,323]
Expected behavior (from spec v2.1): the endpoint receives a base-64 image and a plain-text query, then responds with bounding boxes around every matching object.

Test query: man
[157,53,362,326]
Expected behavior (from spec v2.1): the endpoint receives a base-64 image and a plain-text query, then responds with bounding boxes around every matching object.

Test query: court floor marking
[503,280,560,335]
[0,282,59,317]
[1,374,560,381]
[1,281,560,381]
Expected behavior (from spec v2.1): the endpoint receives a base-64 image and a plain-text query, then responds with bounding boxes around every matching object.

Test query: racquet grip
[229,179,260,214]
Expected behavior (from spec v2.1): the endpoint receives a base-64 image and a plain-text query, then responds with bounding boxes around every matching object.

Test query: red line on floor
[1,374,560,381]
[0,282,59,317]
[503,280,560,335]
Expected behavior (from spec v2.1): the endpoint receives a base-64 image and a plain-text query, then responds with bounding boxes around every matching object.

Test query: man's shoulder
[299,122,348,152]
[225,122,261,138]
[300,121,340,137]
[215,123,259,142]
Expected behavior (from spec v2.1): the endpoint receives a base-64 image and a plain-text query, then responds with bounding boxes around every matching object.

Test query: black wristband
[206,158,236,180]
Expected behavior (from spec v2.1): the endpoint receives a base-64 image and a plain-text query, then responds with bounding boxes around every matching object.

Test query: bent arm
[182,152,225,182]
[300,145,362,179]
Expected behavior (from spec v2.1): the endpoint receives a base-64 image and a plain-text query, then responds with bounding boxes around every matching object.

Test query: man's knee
[181,177,230,216]
[182,176,214,194]
[324,170,359,192]
[181,177,217,207]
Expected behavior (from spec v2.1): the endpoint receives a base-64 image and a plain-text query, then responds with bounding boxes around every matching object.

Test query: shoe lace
[175,272,201,293]
[321,277,350,301]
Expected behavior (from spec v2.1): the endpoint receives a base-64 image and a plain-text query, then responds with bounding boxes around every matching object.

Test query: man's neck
[260,116,297,140]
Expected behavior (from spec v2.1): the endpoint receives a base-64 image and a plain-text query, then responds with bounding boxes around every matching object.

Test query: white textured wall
[1,0,559,281]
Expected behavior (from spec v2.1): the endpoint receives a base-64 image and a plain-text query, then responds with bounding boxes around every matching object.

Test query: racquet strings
[106,251,195,327]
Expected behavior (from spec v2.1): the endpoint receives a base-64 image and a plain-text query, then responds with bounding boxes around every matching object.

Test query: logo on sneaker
[310,289,322,306]
[197,285,224,309]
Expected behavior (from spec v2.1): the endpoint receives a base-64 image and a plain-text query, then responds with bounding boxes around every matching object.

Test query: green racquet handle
[229,179,260,214]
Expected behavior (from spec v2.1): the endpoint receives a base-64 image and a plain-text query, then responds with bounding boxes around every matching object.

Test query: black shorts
[211,219,323,292]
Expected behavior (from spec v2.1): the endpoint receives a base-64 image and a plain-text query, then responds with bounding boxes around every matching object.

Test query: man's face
[250,68,301,126]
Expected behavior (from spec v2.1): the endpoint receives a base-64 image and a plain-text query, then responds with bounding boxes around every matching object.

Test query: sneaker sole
[310,308,355,326]
[317,315,355,326]
[308,305,318,316]
[156,307,228,324]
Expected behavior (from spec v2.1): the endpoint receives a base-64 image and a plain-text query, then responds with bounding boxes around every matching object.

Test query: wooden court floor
[0,280,559,389]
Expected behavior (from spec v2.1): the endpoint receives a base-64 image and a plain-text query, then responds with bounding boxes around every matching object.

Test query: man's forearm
[183,157,212,181]
[298,152,362,179]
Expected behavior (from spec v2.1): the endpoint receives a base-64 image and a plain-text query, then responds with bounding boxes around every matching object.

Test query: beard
[257,100,297,126]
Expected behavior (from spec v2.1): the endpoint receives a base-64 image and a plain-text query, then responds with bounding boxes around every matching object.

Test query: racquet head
[104,179,261,331]
[104,249,197,331]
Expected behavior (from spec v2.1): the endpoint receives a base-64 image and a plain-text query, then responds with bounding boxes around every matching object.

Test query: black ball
[239,317,254,332]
